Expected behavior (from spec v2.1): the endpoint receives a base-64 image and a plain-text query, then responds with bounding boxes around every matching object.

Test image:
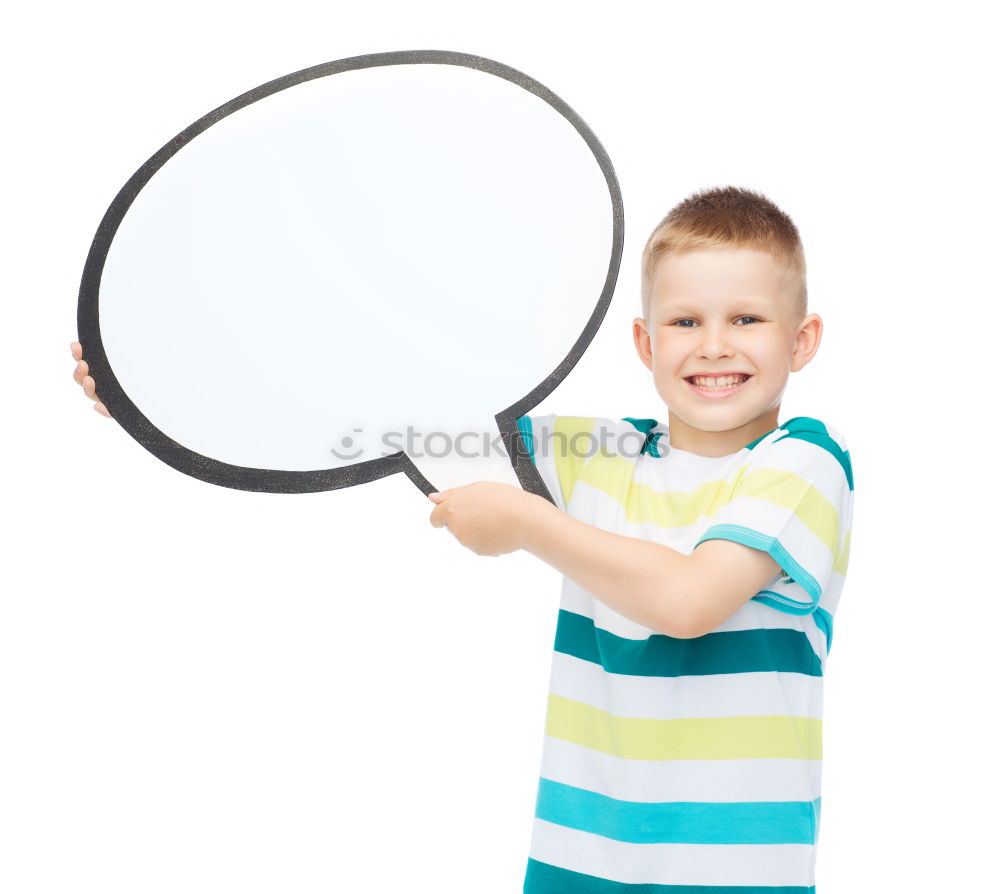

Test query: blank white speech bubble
[80,52,622,496]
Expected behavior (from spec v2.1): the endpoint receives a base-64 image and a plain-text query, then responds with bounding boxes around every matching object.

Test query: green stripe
[536,778,819,844]
[622,417,658,436]
[622,417,663,458]
[525,859,815,893]
[554,609,823,677]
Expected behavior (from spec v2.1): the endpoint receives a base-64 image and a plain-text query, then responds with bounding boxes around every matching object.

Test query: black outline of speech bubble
[77,50,624,502]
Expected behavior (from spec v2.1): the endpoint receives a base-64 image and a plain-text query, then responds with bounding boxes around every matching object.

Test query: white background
[3,2,997,891]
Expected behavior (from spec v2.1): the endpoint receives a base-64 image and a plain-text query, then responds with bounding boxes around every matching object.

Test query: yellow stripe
[545,694,822,761]
[552,417,598,507]
[578,453,844,558]
[578,451,737,527]
[834,528,851,576]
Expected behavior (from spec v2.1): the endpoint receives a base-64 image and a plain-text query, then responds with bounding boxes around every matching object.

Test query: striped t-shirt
[515,414,854,893]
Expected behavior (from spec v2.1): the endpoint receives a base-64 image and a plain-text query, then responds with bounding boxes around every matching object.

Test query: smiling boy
[428,186,854,891]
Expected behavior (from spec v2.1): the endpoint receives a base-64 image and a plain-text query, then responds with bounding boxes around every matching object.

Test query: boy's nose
[696,325,736,359]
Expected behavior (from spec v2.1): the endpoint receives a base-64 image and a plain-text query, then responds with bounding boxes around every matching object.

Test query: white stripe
[547,651,823,720]
[529,818,816,887]
[539,736,822,803]
[824,422,848,452]
[745,434,849,505]
[815,568,845,619]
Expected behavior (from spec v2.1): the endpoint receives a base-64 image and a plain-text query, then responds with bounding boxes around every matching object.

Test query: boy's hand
[70,341,111,417]
[428,482,548,557]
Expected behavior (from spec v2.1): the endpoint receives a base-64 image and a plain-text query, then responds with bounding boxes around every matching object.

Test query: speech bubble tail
[397,416,559,503]
[495,407,558,505]
[397,453,437,496]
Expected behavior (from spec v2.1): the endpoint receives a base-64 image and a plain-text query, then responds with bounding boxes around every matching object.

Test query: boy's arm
[518,495,781,638]
[429,482,781,639]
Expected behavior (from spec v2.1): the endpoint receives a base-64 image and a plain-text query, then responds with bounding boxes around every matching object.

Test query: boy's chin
[666,406,769,433]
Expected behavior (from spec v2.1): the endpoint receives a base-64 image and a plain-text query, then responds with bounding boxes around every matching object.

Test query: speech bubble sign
[77,50,623,498]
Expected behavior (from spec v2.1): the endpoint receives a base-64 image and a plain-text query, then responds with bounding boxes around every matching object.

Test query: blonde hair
[640,186,807,320]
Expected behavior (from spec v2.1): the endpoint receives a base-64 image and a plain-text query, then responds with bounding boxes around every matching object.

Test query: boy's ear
[790,313,823,372]
[633,316,654,372]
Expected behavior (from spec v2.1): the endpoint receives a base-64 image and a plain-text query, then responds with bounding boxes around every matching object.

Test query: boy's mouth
[684,373,752,398]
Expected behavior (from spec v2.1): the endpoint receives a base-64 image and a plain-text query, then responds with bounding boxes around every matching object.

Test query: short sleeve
[515,414,605,513]
[694,416,854,617]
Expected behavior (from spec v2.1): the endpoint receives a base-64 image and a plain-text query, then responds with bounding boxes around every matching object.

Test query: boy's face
[633,248,822,456]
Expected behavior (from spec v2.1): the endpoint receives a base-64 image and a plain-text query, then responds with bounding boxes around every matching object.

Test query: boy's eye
[669,316,761,327]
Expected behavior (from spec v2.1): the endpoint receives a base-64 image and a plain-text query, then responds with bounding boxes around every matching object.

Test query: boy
[428,186,853,891]
[72,185,852,891]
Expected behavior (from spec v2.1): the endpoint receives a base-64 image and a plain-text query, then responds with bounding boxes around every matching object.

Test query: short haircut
[640,186,807,321]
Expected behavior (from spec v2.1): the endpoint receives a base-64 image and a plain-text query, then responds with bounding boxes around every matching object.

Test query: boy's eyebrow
[657,297,775,314]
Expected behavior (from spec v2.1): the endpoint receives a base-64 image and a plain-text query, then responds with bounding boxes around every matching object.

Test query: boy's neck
[666,407,781,457]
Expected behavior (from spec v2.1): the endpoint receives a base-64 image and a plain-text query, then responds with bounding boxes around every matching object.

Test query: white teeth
[691,375,746,388]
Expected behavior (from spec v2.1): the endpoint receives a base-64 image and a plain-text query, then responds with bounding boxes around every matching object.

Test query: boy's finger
[70,341,82,361]
[73,359,88,385]
[83,375,97,399]
[94,402,111,418]
[429,503,449,528]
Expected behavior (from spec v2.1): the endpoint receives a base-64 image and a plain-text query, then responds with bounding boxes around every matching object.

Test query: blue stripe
[536,778,819,845]
[524,859,816,893]
[516,415,536,465]
[812,607,834,654]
